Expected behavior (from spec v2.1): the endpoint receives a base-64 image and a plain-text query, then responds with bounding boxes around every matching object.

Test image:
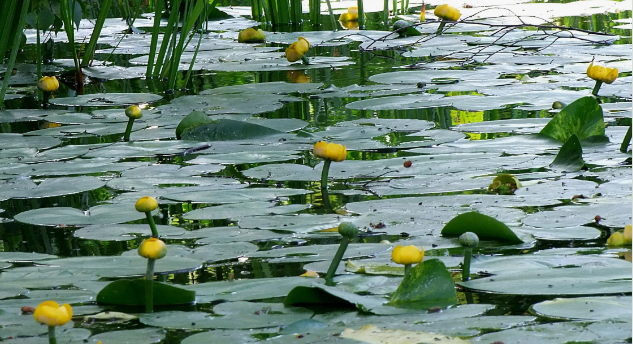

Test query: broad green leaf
[441,211,523,244]
[180,118,305,141]
[389,259,457,309]
[90,328,165,344]
[175,111,213,139]
[183,277,314,303]
[49,93,162,107]
[340,324,469,344]
[139,302,313,329]
[279,319,328,334]
[531,296,631,321]
[549,134,584,172]
[96,280,195,306]
[540,96,606,142]
[14,204,152,227]
[475,321,622,344]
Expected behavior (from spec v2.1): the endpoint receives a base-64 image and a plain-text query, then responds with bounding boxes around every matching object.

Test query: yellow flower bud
[138,238,167,259]
[607,231,625,247]
[313,141,347,162]
[34,301,73,327]
[286,37,310,62]
[125,105,142,119]
[135,196,158,212]
[237,28,266,43]
[391,245,424,265]
[624,225,632,244]
[434,4,461,21]
[37,76,60,92]
[587,61,618,84]
[339,7,359,22]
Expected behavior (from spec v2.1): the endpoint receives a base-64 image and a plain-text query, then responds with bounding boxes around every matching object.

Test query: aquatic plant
[587,59,619,96]
[324,222,359,286]
[313,141,346,211]
[286,37,311,64]
[434,4,460,34]
[123,105,142,142]
[391,245,424,276]
[34,301,73,344]
[459,232,479,282]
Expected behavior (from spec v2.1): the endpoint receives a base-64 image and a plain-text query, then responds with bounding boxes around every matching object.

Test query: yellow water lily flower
[313,141,347,162]
[125,105,142,119]
[34,301,73,327]
[607,231,625,247]
[138,238,167,259]
[300,270,319,278]
[339,7,359,22]
[237,28,266,43]
[135,196,158,212]
[434,4,461,21]
[624,225,632,243]
[587,61,618,84]
[37,76,59,92]
[286,37,310,63]
[391,245,424,265]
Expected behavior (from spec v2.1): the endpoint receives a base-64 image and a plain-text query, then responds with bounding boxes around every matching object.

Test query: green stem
[145,211,159,237]
[462,247,472,282]
[324,0,337,31]
[324,237,351,286]
[383,0,388,23]
[42,92,50,109]
[145,258,156,313]
[320,159,333,213]
[404,263,412,276]
[591,80,603,96]
[435,21,446,35]
[48,326,56,344]
[620,125,632,153]
[123,117,135,141]
[393,0,397,15]
[301,55,310,65]
[357,0,365,29]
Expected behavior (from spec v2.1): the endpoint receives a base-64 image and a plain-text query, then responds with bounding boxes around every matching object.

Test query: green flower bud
[338,222,359,239]
[459,232,479,247]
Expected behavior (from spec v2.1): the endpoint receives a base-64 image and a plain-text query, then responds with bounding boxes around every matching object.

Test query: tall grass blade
[325,0,337,30]
[146,0,164,76]
[82,0,113,67]
[290,0,301,25]
[152,0,181,76]
[383,0,388,23]
[309,0,320,26]
[277,0,290,25]
[0,0,29,108]
[251,0,262,21]
[357,0,364,29]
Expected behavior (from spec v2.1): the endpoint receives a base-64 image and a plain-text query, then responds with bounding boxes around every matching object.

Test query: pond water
[0,0,631,343]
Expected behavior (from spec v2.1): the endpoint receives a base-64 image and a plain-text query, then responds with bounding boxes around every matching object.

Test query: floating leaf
[531,296,631,321]
[441,212,523,244]
[96,280,195,306]
[49,93,163,107]
[389,259,457,309]
[176,111,214,139]
[340,324,470,344]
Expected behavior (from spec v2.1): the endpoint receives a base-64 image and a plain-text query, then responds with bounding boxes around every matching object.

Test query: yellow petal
[138,238,167,260]
[295,37,310,55]
[623,225,632,244]
[135,196,158,212]
[286,45,302,62]
[34,301,73,327]
[300,270,319,278]
[607,232,625,247]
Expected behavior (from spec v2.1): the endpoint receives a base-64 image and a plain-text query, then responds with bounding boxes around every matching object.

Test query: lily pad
[549,134,585,172]
[14,203,152,227]
[390,259,458,309]
[531,296,631,321]
[540,96,606,142]
[49,93,163,107]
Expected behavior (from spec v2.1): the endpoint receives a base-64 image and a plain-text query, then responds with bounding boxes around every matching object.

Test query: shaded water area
[0,0,632,343]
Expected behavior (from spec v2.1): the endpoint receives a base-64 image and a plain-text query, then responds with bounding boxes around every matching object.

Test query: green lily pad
[14,203,152,227]
[441,211,523,244]
[97,280,195,306]
[390,259,457,309]
[475,321,622,344]
[139,302,313,329]
[183,201,309,220]
[164,187,311,203]
[540,96,607,142]
[0,176,105,201]
[183,277,314,303]
[89,328,165,344]
[531,296,631,321]
[49,93,162,107]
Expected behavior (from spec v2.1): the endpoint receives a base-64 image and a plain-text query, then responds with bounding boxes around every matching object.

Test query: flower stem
[462,247,472,282]
[591,80,603,96]
[48,326,56,344]
[324,237,351,286]
[435,21,446,35]
[123,117,135,141]
[145,258,156,313]
[42,92,50,109]
[404,263,412,277]
[620,125,632,153]
[301,55,310,65]
[320,159,333,212]
[145,211,159,237]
